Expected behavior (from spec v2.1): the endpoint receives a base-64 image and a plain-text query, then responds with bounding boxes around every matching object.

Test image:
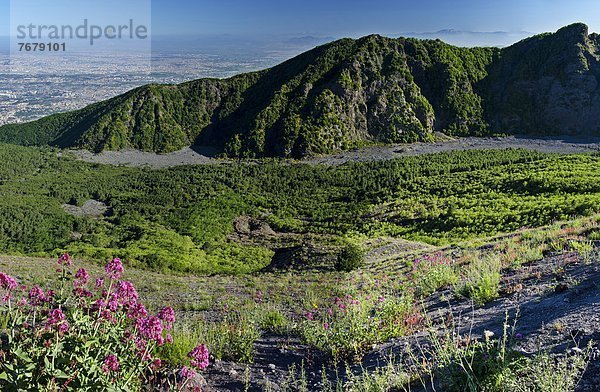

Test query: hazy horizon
[0,27,563,53]
[1,0,600,48]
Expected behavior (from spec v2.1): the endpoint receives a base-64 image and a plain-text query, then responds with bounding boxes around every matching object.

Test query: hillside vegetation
[2,23,600,157]
[0,143,598,274]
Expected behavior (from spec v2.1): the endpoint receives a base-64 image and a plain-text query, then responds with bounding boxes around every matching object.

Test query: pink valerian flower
[137,316,163,341]
[28,285,46,305]
[134,337,152,360]
[115,281,138,305]
[179,366,196,379]
[165,333,173,344]
[324,322,330,330]
[305,312,314,321]
[73,287,93,298]
[74,268,89,287]
[57,253,72,267]
[107,299,119,312]
[0,272,18,291]
[188,344,210,370]
[46,308,67,330]
[100,309,114,322]
[158,306,175,329]
[151,358,163,370]
[91,299,113,322]
[96,278,105,288]
[92,299,107,311]
[126,302,148,319]
[58,321,70,334]
[101,355,120,374]
[105,258,124,280]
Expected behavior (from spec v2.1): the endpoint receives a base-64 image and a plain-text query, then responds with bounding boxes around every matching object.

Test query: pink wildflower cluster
[179,365,196,379]
[334,294,360,310]
[0,253,211,389]
[105,257,124,280]
[0,272,17,291]
[101,354,120,374]
[74,268,89,287]
[28,285,47,306]
[137,316,164,342]
[179,344,211,381]
[115,281,139,305]
[188,344,210,370]
[71,267,93,298]
[57,253,72,267]
[46,308,69,333]
[127,302,148,319]
[158,306,175,329]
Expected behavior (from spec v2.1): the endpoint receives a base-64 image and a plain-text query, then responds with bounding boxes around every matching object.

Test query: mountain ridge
[1,23,599,158]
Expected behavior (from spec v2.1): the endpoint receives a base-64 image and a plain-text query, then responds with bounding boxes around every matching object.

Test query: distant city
[0,30,531,126]
[0,35,333,126]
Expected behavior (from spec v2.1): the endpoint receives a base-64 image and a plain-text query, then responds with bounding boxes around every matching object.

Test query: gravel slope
[68,135,600,169]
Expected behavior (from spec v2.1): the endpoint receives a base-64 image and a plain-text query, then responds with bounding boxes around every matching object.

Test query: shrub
[569,240,594,262]
[336,243,365,272]
[203,311,261,363]
[457,254,502,305]
[157,325,204,367]
[0,254,208,391]
[409,253,459,297]
[503,351,589,392]
[160,311,261,365]
[300,293,419,362]
[259,309,289,334]
[588,229,600,241]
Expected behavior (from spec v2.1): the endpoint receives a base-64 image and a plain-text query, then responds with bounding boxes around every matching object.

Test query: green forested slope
[0,143,598,274]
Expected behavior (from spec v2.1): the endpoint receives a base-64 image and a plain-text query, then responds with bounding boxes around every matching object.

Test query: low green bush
[336,244,365,272]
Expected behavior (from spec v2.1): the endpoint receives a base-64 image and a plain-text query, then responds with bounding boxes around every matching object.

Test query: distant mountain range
[1,23,599,158]
[400,29,532,47]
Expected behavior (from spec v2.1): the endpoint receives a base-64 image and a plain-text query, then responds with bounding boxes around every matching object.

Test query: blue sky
[1,0,600,41]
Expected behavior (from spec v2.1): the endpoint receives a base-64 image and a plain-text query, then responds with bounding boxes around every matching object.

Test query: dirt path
[68,135,600,169]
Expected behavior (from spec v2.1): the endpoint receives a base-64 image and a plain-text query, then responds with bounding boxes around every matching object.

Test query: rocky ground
[0,240,597,391]
[68,135,600,169]
[197,248,600,392]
